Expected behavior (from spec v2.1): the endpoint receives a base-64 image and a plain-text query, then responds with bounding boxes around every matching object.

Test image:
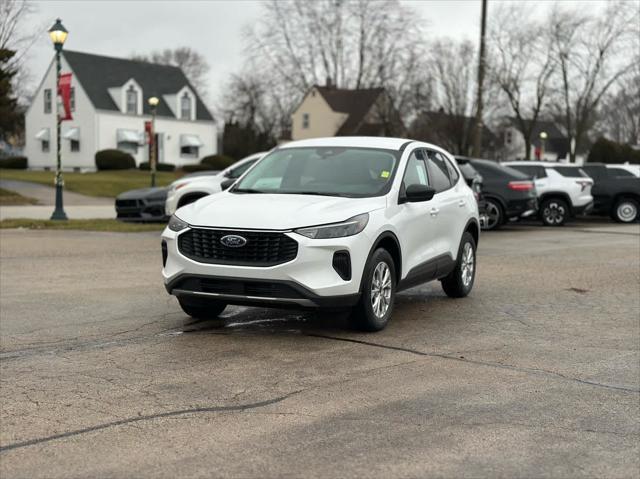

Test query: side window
[228,160,256,179]
[445,158,460,185]
[402,149,429,190]
[426,150,452,192]
[44,89,52,113]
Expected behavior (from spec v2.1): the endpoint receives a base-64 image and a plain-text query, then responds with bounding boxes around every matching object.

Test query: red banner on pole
[58,73,73,121]
[144,121,153,145]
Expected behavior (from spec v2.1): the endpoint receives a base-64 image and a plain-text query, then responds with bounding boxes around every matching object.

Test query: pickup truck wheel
[483,199,503,230]
[441,232,476,298]
[178,296,227,320]
[350,248,396,332]
[612,198,638,223]
[540,198,568,226]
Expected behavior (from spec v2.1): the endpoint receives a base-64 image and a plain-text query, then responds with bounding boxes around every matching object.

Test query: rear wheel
[441,232,476,298]
[540,198,569,226]
[178,296,227,320]
[483,199,503,230]
[612,198,638,223]
[350,248,396,332]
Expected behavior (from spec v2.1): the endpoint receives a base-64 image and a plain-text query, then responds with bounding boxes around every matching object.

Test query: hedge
[95,149,136,170]
[587,138,640,164]
[182,164,218,173]
[139,161,176,172]
[200,154,235,170]
[0,156,28,169]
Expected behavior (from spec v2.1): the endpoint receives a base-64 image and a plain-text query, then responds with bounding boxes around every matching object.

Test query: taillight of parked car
[508,181,534,191]
[575,180,592,191]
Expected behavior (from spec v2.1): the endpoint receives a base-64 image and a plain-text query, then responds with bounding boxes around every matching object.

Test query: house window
[70,140,80,152]
[70,87,75,112]
[42,140,50,152]
[180,145,199,158]
[44,89,52,113]
[302,113,310,129]
[126,85,138,114]
[180,92,192,120]
[506,131,512,144]
[118,142,138,155]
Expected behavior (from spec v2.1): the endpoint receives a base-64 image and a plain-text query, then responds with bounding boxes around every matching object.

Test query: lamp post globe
[49,18,69,221]
[148,97,159,187]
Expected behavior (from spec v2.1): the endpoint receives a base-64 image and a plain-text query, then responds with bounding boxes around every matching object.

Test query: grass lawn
[0,187,39,206]
[0,169,181,198]
[0,218,165,232]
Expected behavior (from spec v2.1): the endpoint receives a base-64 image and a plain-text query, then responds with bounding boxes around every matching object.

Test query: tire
[178,296,227,320]
[350,248,396,332]
[540,197,569,226]
[612,198,639,223]
[483,199,503,231]
[441,232,476,298]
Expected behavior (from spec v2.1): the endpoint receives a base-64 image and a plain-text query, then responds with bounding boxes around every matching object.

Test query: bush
[0,156,28,169]
[95,149,136,170]
[182,164,217,173]
[587,138,640,165]
[139,161,175,172]
[200,154,235,170]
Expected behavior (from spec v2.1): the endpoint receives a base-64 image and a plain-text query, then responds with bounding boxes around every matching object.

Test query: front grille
[174,276,304,299]
[178,228,298,266]
[116,199,139,208]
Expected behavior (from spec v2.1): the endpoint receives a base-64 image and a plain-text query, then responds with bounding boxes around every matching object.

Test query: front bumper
[162,225,373,307]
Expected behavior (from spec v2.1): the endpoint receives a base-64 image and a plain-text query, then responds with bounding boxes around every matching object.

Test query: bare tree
[488,3,556,160]
[547,0,639,161]
[131,47,210,99]
[596,65,640,145]
[241,0,428,135]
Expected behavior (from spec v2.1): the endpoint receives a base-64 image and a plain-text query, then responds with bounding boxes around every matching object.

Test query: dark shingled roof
[314,86,384,135]
[63,50,213,121]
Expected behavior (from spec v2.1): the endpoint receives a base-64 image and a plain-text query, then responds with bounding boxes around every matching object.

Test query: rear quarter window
[551,166,589,178]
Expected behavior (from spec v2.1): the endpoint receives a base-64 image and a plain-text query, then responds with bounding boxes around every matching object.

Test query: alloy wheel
[485,201,501,230]
[461,242,475,287]
[370,261,392,319]
[543,202,565,225]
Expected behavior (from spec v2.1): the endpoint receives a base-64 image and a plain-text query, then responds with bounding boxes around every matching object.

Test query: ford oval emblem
[220,234,247,248]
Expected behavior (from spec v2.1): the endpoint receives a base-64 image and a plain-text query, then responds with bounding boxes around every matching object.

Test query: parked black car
[457,160,489,229]
[115,187,169,222]
[581,163,640,223]
[456,157,538,230]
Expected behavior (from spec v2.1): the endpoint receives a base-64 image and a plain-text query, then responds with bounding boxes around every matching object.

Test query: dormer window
[126,85,138,114]
[180,92,192,120]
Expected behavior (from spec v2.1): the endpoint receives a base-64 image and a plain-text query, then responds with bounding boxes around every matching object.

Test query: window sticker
[380,170,390,178]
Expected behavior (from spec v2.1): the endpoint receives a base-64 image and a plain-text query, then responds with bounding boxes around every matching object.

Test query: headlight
[295,213,369,239]
[168,215,189,232]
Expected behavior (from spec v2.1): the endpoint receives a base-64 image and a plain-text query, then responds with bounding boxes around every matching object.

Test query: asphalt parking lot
[1,221,639,478]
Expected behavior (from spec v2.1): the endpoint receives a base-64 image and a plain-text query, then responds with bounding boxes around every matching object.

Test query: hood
[176,192,386,230]
[117,186,168,200]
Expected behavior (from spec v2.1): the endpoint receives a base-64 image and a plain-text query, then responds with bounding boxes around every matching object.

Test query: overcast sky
[22,0,607,111]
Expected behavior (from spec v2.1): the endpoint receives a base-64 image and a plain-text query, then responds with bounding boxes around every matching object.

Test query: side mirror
[220,178,236,191]
[405,184,436,203]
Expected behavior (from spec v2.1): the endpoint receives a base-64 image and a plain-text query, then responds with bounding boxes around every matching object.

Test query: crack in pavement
[305,333,640,394]
[0,390,303,453]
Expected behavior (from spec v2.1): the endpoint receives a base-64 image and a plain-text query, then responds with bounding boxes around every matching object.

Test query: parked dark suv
[456,157,537,230]
[581,163,640,223]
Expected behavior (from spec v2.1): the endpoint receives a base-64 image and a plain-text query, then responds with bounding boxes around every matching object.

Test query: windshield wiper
[232,188,265,194]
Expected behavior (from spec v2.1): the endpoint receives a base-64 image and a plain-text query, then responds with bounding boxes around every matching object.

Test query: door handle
[458,199,466,207]
[430,208,439,217]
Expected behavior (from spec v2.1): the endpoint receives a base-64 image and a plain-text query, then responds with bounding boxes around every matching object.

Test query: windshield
[232,147,399,198]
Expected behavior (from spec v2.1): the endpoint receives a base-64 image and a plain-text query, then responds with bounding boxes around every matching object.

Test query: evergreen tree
[0,49,21,140]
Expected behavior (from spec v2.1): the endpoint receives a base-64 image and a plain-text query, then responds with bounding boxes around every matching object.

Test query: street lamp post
[540,131,548,160]
[148,96,159,187]
[48,18,68,221]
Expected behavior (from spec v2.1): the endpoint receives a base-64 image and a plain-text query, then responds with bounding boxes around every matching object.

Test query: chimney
[325,76,333,89]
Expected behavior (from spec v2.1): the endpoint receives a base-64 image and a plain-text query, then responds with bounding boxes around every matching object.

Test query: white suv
[162,137,479,331]
[165,152,265,216]
[503,161,593,226]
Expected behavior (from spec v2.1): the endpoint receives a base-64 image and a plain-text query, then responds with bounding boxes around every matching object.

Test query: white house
[25,50,216,170]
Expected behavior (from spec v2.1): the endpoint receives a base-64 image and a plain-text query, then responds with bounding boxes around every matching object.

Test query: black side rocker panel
[397,253,456,292]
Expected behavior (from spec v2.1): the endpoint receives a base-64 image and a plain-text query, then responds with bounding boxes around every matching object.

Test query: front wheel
[441,232,476,298]
[350,248,396,332]
[540,198,569,226]
[178,296,227,320]
[612,198,639,223]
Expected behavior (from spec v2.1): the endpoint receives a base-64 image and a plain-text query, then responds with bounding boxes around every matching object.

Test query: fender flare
[357,231,403,292]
